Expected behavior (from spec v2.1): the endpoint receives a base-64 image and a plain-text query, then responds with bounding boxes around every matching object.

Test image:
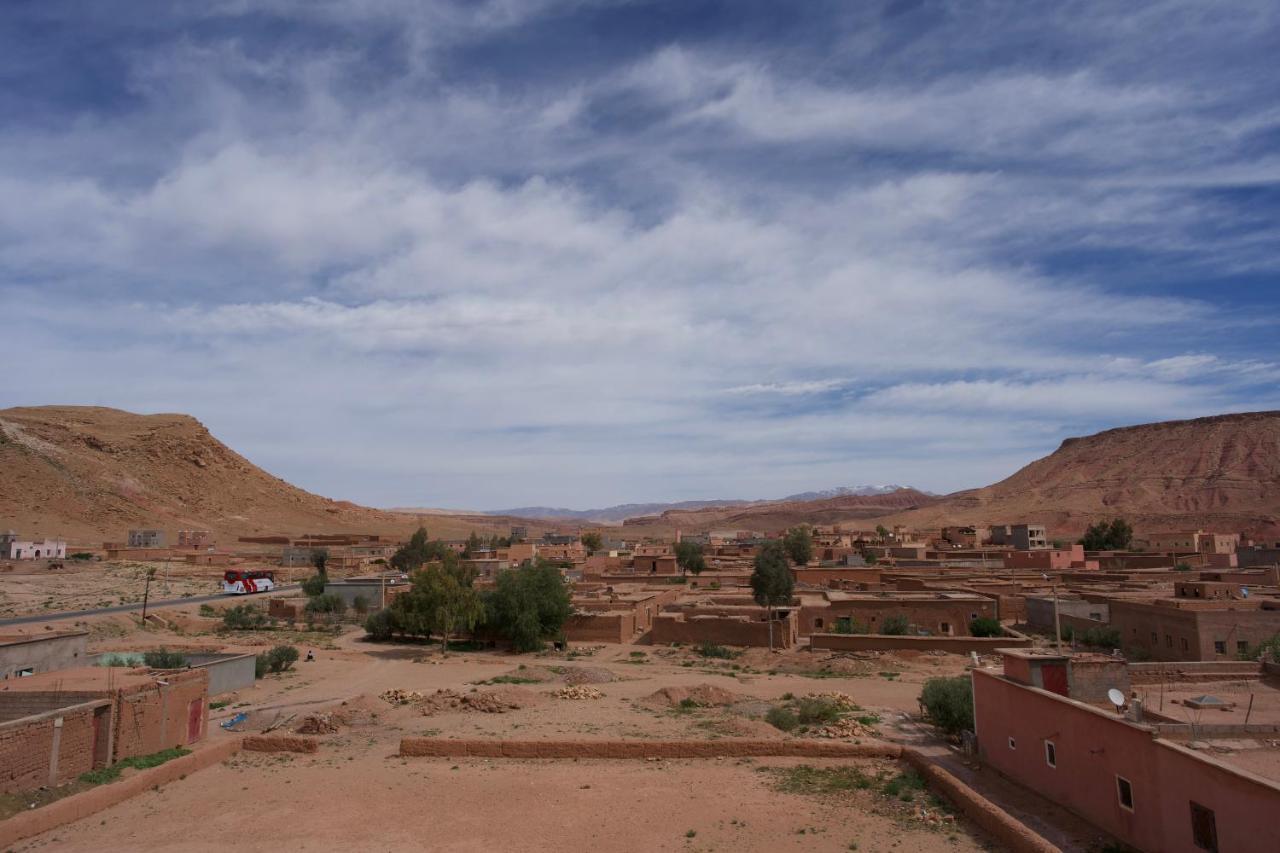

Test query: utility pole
[1053,580,1063,653]
[141,567,156,623]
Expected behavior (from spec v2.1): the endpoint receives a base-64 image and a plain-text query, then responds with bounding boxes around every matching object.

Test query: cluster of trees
[1080,518,1133,551]
[365,544,572,655]
[462,531,513,557]
[580,531,603,553]
[674,540,706,576]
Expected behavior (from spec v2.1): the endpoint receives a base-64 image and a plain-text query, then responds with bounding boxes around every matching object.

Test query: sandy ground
[7,613,1006,852]
[0,560,226,617]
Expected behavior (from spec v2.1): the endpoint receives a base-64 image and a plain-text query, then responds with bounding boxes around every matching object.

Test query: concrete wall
[0,699,111,794]
[1025,598,1108,631]
[0,632,89,680]
[188,653,256,695]
[974,668,1280,853]
[810,631,1032,654]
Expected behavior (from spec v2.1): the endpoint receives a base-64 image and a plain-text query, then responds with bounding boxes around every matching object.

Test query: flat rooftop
[0,665,158,693]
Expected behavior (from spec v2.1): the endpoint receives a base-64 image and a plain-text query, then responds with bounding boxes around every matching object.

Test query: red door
[1040,663,1069,696]
[187,698,203,743]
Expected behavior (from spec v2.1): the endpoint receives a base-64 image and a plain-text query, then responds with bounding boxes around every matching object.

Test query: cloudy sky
[1,1,1278,510]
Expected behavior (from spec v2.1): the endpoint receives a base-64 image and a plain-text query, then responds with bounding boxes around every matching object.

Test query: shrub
[697,643,735,659]
[143,648,189,669]
[198,603,217,617]
[352,594,371,615]
[919,676,974,735]
[1071,626,1121,650]
[880,614,910,635]
[264,644,299,673]
[305,593,346,615]
[1238,633,1280,662]
[300,570,328,598]
[766,706,799,732]
[254,654,269,678]
[831,618,867,635]
[969,617,1003,638]
[794,696,843,725]
[364,607,398,641]
[222,604,270,631]
[1174,562,1192,572]
[78,747,190,785]
[70,552,94,561]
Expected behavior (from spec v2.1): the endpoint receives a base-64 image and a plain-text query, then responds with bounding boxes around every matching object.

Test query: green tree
[143,648,189,669]
[1080,518,1133,551]
[969,617,1003,638]
[391,526,431,572]
[580,531,603,553]
[919,676,974,735]
[305,593,346,616]
[750,541,794,650]
[782,526,814,566]
[674,541,706,576]
[310,548,329,572]
[875,524,891,541]
[364,607,399,641]
[482,559,572,652]
[395,566,485,656]
[463,531,483,558]
[300,568,328,598]
[264,645,299,673]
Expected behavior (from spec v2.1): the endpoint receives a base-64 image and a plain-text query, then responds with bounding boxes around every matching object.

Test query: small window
[1166,634,1173,648]
[1007,737,1016,750]
[17,667,34,677]
[1116,776,1134,811]
[1044,741,1056,768]
[814,618,824,629]
[1213,641,1225,655]
[1237,640,1248,653]
[940,622,950,634]
[1181,638,1189,652]
[1190,801,1218,851]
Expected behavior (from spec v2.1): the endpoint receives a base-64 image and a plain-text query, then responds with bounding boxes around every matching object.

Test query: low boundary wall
[0,737,242,849]
[810,631,1032,654]
[399,738,899,759]
[397,738,1059,853]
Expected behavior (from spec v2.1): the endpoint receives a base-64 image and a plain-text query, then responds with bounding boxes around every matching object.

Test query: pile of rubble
[553,685,603,700]
[295,713,341,734]
[914,807,958,826]
[801,691,861,711]
[380,688,427,706]
[811,717,877,739]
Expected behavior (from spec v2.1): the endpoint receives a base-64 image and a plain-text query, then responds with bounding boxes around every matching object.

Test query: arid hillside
[621,489,939,535]
[885,412,1280,537]
[0,406,523,544]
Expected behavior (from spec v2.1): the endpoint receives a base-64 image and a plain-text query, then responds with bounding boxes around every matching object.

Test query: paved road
[0,584,301,628]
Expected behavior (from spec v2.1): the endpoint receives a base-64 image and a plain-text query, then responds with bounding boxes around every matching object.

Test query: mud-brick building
[973,649,1280,853]
[798,591,998,636]
[0,667,209,795]
[1108,595,1280,661]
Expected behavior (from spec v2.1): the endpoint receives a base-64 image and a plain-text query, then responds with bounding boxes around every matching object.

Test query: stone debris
[800,691,861,712]
[811,718,877,739]
[380,688,426,706]
[295,713,341,734]
[553,685,603,700]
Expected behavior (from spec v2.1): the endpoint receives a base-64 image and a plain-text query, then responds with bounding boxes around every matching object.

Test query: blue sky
[1,1,1277,509]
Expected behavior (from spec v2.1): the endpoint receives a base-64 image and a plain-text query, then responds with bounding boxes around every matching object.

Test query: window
[1044,741,1056,768]
[1007,737,1016,750]
[1150,631,1157,642]
[1166,634,1173,648]
[940,622,950,634]
[814,618,824,629]
[16,667,34,677]
[1213,641,1225,655]
[1116,776,1134,810]
[1190,801,1218,851]
[1238,640,1249,653]
[1181,638,1189,652]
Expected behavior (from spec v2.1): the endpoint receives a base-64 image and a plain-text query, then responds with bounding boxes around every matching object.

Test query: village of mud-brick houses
[4,519,1280,851]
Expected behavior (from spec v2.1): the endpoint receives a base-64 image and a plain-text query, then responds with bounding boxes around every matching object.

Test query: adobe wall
[399,738,900,759]
[651,612,797,648]
[1110,601,1280,661]
[0,700,109,794]
[564,611,636,644]
[792,568,881,587]
[974,669,1280,853]
[810,632,1031,654]
[800,598,997,636]
[113,669,208,760]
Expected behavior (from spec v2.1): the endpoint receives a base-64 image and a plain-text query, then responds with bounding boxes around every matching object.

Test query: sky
[1,1,1278,510]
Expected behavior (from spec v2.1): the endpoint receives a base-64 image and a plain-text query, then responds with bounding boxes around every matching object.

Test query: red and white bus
[221,569,277,595]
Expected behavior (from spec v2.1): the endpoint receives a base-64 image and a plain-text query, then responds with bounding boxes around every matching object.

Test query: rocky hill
[0,406,517,543]
[886,412,1280,537]
[620,488,939,535]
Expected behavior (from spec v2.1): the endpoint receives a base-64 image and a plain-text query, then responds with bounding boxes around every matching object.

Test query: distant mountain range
[488,485,923,523]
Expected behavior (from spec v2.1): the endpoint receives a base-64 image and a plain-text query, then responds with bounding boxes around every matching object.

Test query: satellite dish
[1241,588,1250,598]
[1107,688,1126,710]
